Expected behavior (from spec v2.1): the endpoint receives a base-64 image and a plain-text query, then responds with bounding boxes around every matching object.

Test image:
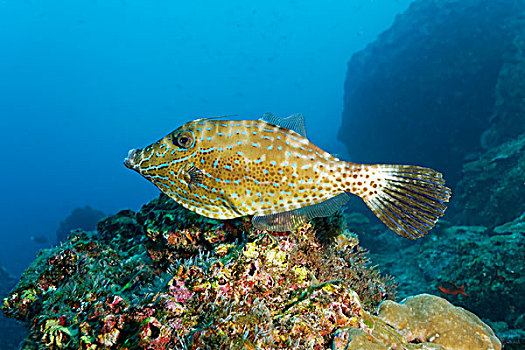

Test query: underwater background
[1,0,524,349]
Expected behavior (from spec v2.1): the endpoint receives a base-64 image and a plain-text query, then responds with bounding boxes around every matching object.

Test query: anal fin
[252,193,349,231]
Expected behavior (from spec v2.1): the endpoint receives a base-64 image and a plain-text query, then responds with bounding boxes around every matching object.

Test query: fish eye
[175,131,194,149]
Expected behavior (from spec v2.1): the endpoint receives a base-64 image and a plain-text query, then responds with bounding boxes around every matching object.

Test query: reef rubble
[2,194,500,349]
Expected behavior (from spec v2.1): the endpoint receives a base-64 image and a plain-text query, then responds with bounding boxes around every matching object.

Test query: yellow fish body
[125,113,450,239]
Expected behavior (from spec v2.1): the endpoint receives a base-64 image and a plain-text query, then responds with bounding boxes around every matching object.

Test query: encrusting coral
[1,194,500,349]
[378,294,501,350]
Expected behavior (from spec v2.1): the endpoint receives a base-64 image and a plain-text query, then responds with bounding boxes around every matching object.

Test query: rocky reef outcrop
[0,265,26,350]
[451,134,525,228]
[56,205,105,243]
[1,194,500,349]
[339,1,525,347]
[419,226,524,327]
[338,0,525,185]
[367,222,525,349]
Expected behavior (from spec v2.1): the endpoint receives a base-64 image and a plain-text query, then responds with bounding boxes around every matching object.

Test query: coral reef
[1,193,501,349]
[56,205,105,243]
[0,264,27,350]
[2,194,398,349]
[364,221,525,349]
[338,0,525,185]
[418,226,525,329]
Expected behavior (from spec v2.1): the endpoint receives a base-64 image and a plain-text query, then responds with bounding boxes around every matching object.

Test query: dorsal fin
[194,114,238,122]
[252,193,349,232]
[260,113,307,137]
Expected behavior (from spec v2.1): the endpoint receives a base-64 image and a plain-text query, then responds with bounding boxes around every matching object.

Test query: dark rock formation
[451,134,525,227]
[338,0,525,186]
[482,14,525,148]
[56,205,105,242]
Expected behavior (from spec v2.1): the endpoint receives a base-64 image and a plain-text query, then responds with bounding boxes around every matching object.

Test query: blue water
[0,0,412,276]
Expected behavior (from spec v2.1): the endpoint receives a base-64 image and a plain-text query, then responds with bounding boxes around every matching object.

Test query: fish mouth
[124,148,138,170]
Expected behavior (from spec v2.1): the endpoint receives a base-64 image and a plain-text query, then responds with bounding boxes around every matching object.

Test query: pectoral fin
[184,164,204,192]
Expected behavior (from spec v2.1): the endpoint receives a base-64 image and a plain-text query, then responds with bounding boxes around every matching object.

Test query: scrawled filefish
[124,113,451,239]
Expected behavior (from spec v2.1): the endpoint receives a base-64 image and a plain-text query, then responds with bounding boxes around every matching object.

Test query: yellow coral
[242,242,260,259]
[40,318,75,348]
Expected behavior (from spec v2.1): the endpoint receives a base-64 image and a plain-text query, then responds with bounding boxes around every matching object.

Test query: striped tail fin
[346,164,451,239]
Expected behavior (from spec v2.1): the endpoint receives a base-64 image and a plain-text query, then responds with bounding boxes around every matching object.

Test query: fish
[30,234,50,245]
[124,113,451,239]
[438,282,468,296]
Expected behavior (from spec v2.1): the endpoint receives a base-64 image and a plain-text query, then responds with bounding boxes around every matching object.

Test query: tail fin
[346,164,451,239]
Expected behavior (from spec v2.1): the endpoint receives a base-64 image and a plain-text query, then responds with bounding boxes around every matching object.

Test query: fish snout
[124,148,139,170]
